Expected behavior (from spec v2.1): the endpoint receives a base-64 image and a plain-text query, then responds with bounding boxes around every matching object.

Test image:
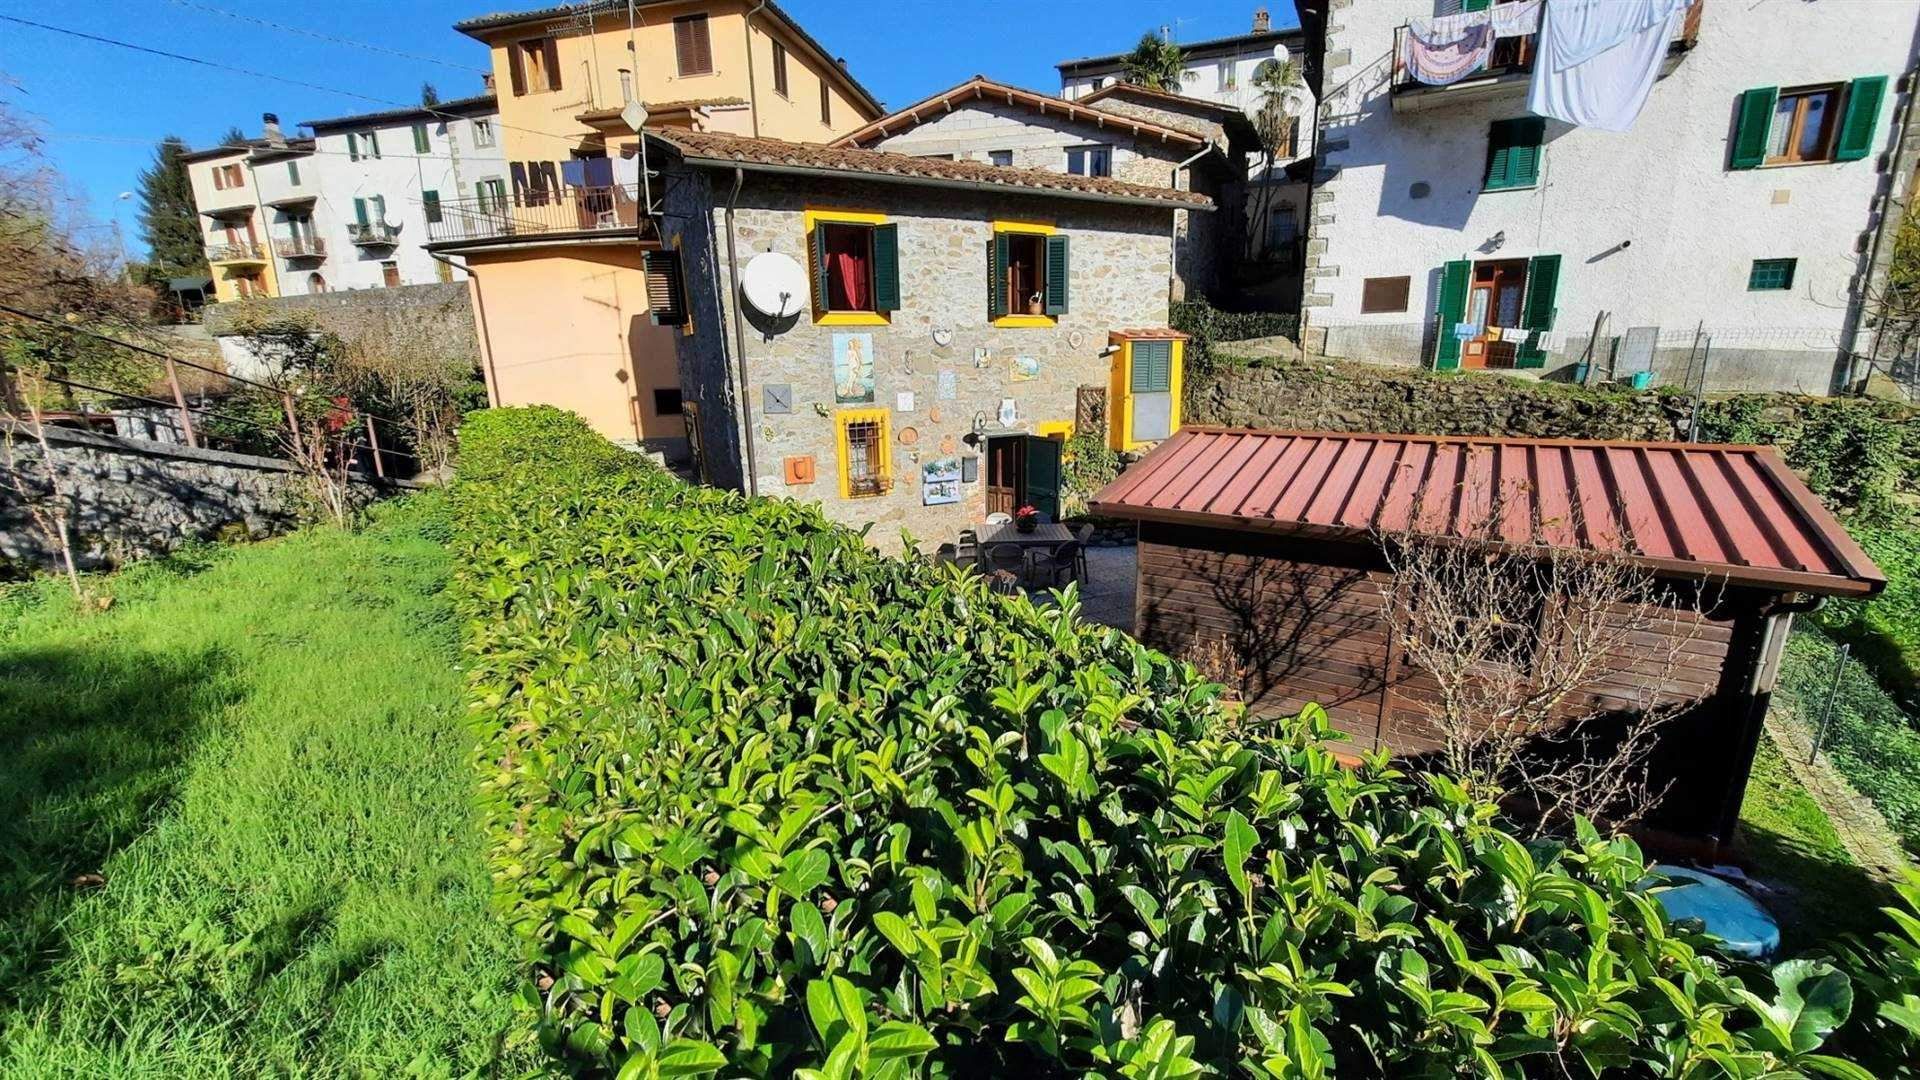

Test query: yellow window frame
[805,208,890,326]
[835,407,891,499]
[992,219,1058,328]
[1034,420,1073,440]
[1108,338,1185,451]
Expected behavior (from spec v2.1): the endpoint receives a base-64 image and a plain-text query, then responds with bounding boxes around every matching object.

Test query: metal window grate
[844,418,889,497]
[1748,257,1796,291]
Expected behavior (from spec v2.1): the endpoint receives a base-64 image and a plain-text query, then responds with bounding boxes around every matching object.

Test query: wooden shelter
[1089,427,1885,849]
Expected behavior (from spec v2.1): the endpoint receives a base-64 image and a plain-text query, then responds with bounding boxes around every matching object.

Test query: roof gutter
[724,166,760,497]
[672,153,1214,213]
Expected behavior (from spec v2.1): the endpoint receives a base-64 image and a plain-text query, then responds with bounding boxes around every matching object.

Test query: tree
[1121,32,1185,91]
[220,125,249,149]
[1245,58,1303,261]
[1375,495,1706,833]
[135,136,205,280]
[420,81,440,107]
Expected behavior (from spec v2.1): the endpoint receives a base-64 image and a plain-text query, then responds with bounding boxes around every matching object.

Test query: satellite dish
[741,252,808,319]
[1273,42,1288,59]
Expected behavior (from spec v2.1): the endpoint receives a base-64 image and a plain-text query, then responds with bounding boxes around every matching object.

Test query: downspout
[724,166,759,496]
[742,1,768,138]
[1168,146,1212,307]
[429,249,500,407]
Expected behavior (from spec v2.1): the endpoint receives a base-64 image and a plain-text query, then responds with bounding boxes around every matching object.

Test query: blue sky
[0,0,1293,260]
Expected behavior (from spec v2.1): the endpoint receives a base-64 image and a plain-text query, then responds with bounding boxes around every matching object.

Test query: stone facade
[662,168,1177,548]
[0,424,402,573]
[1187,357,1694,441]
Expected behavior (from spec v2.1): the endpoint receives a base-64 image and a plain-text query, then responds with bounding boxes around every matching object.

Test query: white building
[299,94,507,293]
[1289,0,1917,394]
[181,116,316,304]
[1059,8,1304,116]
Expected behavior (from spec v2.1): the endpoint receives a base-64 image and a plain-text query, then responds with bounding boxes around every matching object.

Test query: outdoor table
[973,522,1074,567]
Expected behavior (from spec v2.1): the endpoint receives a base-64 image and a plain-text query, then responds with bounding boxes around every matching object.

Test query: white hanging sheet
[1527,0,1692,132]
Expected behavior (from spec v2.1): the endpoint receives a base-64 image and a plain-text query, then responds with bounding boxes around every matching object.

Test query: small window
[771,39,789,97]
[1362,275,1412,313]
[837,409,891,498]
[423,190,442,224]
[381,261,400,288]
[674,14,713,76]
[1748,257,1797,291]
[348,131,381,161]
[989,149,1013,167]
[1066,145,1112,177]
[1767,85,1842,165]
[307,272,327,293]
[820,81,832,126]
[472,118,496,148]
[412,123,430,154]
[1005,233,1044,313]
[287,160,300,185]
[513,38,560,94]
[1484,117,1543,190]
[652,387,684,416]
[914,153,955,161]
[990,225,1069,322]
[644,249,688,326]
[809,215,899,321]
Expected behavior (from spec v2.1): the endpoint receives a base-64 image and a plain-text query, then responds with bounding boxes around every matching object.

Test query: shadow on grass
[0,642,239,1003]
[1736,820,1902,952]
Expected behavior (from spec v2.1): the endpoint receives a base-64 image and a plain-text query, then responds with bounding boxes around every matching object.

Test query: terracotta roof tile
[653,129,1214,209]
[833,76,1212,149]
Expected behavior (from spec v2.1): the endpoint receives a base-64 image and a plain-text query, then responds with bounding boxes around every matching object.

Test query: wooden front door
[986,435,1023,516]
[1463,259,1528,369]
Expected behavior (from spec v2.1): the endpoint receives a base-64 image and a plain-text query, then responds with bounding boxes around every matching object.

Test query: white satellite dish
[740,252,808,319]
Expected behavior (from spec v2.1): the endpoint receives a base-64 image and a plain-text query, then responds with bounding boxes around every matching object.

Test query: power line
[163,0,488,74]
[0,15,583,154]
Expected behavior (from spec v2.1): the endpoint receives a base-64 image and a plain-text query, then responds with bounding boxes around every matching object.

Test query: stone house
[646,129,1210,544]
[1286,0,1920,394]
[829,77,1251,302]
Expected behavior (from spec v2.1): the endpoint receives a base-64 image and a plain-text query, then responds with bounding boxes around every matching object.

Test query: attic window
[511,37,561,95]
[1066,144,1111,177]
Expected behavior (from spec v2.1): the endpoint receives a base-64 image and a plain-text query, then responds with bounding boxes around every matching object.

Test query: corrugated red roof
[1089,427,1885,596]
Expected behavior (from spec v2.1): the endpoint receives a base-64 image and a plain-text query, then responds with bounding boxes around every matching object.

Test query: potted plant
[1014,504,1039,533]
[1027,292,1044,316]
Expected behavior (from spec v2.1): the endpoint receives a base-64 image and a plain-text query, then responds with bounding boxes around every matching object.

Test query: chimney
[1253,7,1271,32]
[261,112,286,147]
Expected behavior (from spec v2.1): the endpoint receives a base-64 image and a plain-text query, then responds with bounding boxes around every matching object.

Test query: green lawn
[0,495,543,1076]
[1816,522,1920,704]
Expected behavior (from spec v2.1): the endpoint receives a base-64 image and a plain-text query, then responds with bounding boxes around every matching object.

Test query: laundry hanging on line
[1490,0,1543,39]
[1527,0,1693,131]
[1401,9,1496,86]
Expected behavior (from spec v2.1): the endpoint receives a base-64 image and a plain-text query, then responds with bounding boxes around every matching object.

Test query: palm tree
[1246,58,1303,261]
[1121,33,1186,91]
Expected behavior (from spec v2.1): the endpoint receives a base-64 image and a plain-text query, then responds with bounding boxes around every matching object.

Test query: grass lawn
[1815,522,1920,704]
[0,494,544,1076]
[1736,734,1899,950]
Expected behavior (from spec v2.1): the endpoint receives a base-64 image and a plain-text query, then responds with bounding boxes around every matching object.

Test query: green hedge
[1695,396,1919,526]
[452,407,1910,1077]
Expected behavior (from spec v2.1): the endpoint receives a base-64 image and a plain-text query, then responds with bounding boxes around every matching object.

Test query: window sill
[1480,182,1538,193]
[1757,157,1839,170]
[816,311,889,326]
[992,314,1057,328]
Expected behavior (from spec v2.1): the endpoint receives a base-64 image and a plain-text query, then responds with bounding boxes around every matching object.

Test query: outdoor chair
[985,543,1026,584]
[1074,524,1094,581]
[986,569,1022,595]
[955,528,979,565]
[1026,540,1083,590]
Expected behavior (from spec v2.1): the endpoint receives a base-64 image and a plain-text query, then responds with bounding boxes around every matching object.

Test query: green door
[1024,436,1061,522]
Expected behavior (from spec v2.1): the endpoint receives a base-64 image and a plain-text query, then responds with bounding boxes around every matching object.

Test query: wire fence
[0,304,421,481]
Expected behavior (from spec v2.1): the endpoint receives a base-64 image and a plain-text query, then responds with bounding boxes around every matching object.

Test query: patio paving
[1074,545,1136,630]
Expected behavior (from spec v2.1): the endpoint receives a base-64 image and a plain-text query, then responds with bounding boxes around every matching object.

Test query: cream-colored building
[183,115,311,302]
[432,0,883,456]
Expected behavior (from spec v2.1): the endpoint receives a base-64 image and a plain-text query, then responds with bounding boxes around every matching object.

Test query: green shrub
[1695,396,1919,525]
[1777,628,1920,855]
[453,407,1905,1077]
[1173,299,1299,383]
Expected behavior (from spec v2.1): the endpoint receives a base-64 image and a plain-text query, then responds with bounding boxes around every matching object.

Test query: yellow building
[433,0,883,456]
[183,143,282,303]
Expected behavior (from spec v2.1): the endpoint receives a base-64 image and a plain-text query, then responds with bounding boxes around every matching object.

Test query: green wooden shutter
[1131,340,1173,392]
[1023,436,1061,521]
[809,225,829,311]
[413,123,430,154]
[1516,254,1561,369]
[1434,259,1471,370]
[871,223,900,313]
[347,133,359,161]
[1836,75,1889,162]
[368,132,381,159]
[989,233,1010,319]
[353,197,368,226]
[423,190,441,224]
[1043,234,1070,315]
[1485,118,1542,190]
[1730,87,1778,169]
[1461,0,1492,10]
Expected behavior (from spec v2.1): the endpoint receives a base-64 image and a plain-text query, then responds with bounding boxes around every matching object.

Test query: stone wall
[203,282,478,382]
[1188,357,1695,441]
[0,423,406,574]
[664,167,1175,548]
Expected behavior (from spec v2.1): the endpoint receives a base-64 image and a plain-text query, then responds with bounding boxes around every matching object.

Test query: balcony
[206,241,266,264]
[425,185,647,248]
[1389,2,1702,112]
[347,221,400,247]
[274,235,326,259]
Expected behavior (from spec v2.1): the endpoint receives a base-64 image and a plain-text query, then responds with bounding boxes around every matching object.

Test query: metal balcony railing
[426,184,646,246]
[274,235,326,259]
[206,241,266,262]
[1390,2,1701,94]
[348,222,400,247]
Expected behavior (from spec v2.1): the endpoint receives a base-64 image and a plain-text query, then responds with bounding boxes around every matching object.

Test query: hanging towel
[1403,10,1495,86]
[559,158,588,188]
[1490,0,1542,39]
[1527,0,1692,132]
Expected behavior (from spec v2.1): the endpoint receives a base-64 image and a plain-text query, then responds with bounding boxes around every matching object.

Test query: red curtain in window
[824,227,870,310]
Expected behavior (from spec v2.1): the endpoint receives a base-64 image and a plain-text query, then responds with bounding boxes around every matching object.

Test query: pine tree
[135,136,206,279]
[421,82,440,107]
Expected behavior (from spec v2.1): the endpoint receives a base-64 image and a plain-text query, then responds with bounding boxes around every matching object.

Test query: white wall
[865,101,1182,183]
[250,151,326,295]
[1060,40,1316,169]
[309,110,508,291]
[1308,0,1918,389]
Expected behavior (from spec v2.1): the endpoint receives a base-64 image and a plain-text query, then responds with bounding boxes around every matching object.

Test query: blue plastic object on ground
[1647,864,1781,959]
